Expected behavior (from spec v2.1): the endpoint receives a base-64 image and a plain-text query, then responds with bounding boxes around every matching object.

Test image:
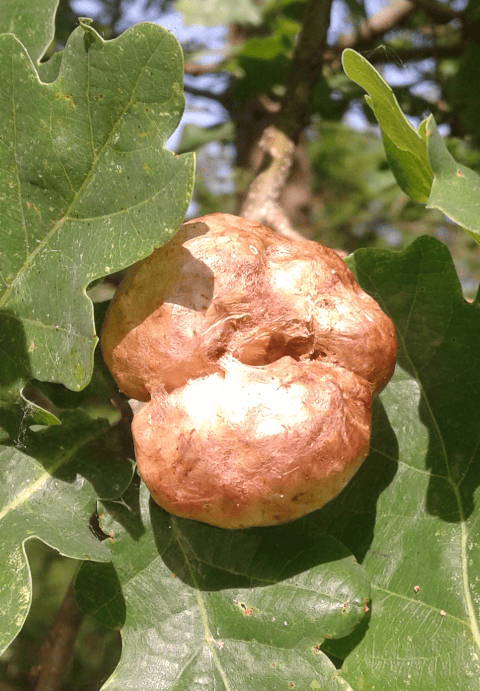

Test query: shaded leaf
[226,9,299,103]
[0,411,134,654]
[177,122,235,154]
[342,48,432,202]
[228,52,290,103]
[1,302,119,440]
[76,561,126,630]
[32,300,127,424]
[0,21,194,399]
[0,310,33,436]
[19,381,61,426]
[76,480,369,689]
[315,237,480,689]
[426,115,480,242]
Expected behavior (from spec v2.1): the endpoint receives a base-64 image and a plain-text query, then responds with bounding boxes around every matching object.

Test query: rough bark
[240,0,333,236]
[33,583,83,691]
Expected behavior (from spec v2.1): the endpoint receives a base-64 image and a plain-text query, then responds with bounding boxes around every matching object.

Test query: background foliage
[1,1,480,689]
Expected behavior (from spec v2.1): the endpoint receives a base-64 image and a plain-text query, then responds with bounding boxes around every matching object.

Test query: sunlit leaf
[426,115,480,242]
[315,236,480,690]
[342,48,433,202]
[0,21,194,403]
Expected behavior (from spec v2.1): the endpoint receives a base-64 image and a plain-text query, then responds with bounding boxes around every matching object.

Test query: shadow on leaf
[418,296,480,522]
[154,505,362,592]
[99,473,146,542]
[298,396,399,562]
[0,310,32,439]
[351,237,480,524]
[396,291,480,523]
[0,310,31,389]
[75,560,127,629]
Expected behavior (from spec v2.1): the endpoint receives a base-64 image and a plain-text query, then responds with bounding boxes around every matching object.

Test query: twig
[239,126,303,240]
[409,0,462,22]
[355,44,463,65]
[34,582,84,691]
[277,0,333,141]
[240,0,333,237]
[182,0,464,83]
[334,0,415,50]
[184,61,221,75]
[183,83,226,102]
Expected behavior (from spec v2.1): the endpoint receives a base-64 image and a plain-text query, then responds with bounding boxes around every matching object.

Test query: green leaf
[177,122,235,154]
[319,237,480,689]
[381,124,432,202]
[237,33,288,60]
[0,22,194,399]
[0,0,58,64]
[426,115,480,242]
[75,480,369,689]
[175,0,263,26]
[75,561,126,630]
[19,382,61,426]
[0,411,134,654]
[0,303,117,439]
[342,48,433,202]
[30,300,125,422]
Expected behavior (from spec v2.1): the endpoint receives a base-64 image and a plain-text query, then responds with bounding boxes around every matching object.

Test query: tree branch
[333,0,415,51]
[239,126,304,240]
[364,43,463,65]
[240,0,333,237]
[276,0,333,141]
[233,0,463,237]
[326,0,465,59]
[183,83,225,102]
[181,0,464,82]
[408,0,462,23]
[33,582,83,691]
[182,1,462,100]
[184,61,221,76]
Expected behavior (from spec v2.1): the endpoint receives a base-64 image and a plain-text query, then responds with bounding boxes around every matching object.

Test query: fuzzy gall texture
[101,213,397,528]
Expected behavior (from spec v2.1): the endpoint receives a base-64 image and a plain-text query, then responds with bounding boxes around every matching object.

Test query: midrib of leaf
[170,517,233,691]
[0,423,108,522]
[368,274,480,656]
[0,37,166,311]
[459,518,480,649]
